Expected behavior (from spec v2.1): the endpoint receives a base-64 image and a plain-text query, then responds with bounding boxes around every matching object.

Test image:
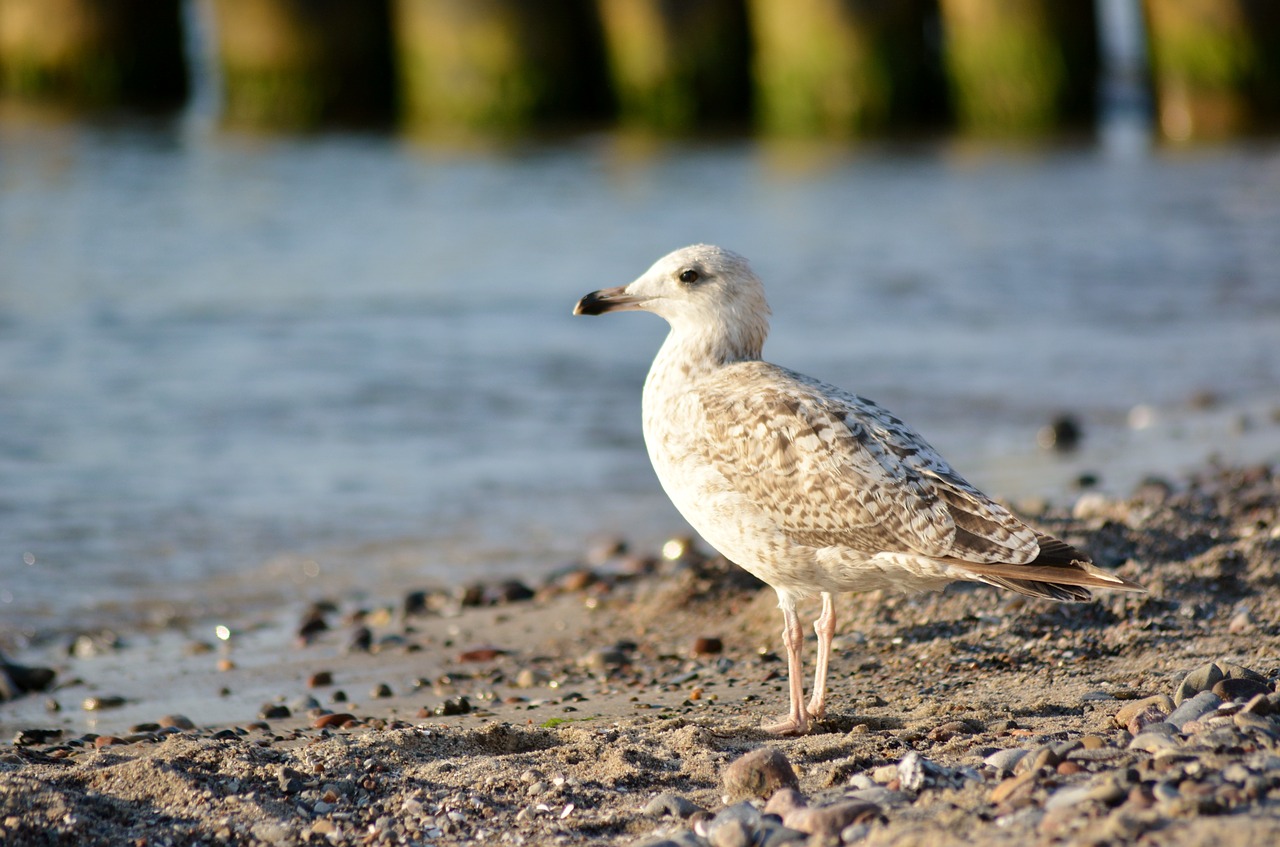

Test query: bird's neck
[648,320,765,387]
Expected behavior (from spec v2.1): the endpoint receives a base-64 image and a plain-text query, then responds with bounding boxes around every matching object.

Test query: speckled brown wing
[689,361,1041,564]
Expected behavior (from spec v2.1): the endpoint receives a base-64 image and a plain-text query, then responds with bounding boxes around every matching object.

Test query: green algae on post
[392,0,607,136]
[208,0,395,130]
[0,0,187,108]
[1144,0,1280,142]
[595,0,750,133]
[939,0,1097,135]
[747,0,942,137]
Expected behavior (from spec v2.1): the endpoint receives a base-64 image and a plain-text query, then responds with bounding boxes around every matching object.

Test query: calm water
[2,114,1280,637]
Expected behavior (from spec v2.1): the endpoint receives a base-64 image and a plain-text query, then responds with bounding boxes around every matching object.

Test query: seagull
[574,244,1144,735]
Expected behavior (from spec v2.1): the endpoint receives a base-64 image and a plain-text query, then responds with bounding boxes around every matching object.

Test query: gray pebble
[706,817,752,847]
[1166,691,1222,730]
[643,792,703,820]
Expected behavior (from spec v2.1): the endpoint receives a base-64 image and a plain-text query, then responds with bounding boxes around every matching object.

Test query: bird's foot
[763,713,811,736]
[806,697,826,720]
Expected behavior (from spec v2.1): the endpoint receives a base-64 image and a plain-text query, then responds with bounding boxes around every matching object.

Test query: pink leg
[807,592,836,719]
[763,595,811,735]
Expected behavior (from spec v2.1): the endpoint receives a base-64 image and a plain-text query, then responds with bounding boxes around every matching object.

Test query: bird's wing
[689,362,1040,564]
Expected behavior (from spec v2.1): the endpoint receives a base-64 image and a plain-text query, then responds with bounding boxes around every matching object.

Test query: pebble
[990,769,1038,805]
[434,696,472,716]
[988,752,1029,777]
[898,751,973,791]
[763,788,878,836]
[258,703,291,720]
[722,748,798,802]
[1113,695,1174,729]
[692,637,724,656]
[1213,677,1272,702]
[82,696,126,711]
[458,647,507,662]
[1166,691,1222,730]
[643,792,703,820]
[158,714,196,730]
[308,671,334,688]
[370,683,393,698]
[312,713,356,729]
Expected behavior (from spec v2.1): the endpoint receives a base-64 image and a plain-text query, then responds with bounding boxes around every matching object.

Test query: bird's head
[573,244,771,359]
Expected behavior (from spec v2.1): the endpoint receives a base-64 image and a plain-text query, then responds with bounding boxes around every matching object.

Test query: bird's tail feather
[946,535,1145,603]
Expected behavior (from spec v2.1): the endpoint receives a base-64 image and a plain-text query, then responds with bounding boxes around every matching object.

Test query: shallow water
[2,114,1279,637]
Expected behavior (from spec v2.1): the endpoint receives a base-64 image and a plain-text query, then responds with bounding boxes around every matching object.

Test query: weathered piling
[0,0,187,107]
[1143,0,1280,141]
[392,0,607,135]
[595,0,750,132]
[939,0,1097,134]
[209,0,395,130]
[747,0,941,136]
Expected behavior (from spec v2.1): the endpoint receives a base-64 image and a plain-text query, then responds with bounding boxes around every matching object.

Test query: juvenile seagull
[574,244,1143,735]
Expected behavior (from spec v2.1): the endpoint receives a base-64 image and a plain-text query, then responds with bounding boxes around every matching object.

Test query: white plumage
[575,244,1142,734]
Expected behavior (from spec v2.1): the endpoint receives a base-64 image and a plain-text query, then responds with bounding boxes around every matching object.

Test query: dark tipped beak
[573,286,643,316]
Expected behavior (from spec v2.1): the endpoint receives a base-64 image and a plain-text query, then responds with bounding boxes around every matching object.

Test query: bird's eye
[679,268,700,284]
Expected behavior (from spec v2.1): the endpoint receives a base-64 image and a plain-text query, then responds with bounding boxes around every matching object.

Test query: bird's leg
[807,592,836,719]
[764,599,811,735]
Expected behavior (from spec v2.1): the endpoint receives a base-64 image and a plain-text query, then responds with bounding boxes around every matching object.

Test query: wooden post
[0,0,187,107]
[939,0,1097,134]
[747,0,941,136]
[392,0,606,135]
[595,0,749,132]
[1143,0,1280,141]
[209,0,395,130]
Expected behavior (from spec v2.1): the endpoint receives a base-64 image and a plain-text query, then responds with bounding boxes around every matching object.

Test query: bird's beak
[573,286,645,316]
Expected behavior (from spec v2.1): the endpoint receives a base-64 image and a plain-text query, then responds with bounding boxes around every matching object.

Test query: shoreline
[3,459,1280,845]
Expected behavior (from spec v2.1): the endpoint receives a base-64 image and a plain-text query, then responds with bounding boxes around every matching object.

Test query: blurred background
[2,0,1279,643]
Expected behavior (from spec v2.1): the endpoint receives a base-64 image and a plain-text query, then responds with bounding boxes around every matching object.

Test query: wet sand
[3,460,1280,846]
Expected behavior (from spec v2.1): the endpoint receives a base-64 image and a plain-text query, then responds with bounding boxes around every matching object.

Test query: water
[3,113,1280,639]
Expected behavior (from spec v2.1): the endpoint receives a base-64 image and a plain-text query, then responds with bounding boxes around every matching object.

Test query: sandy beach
[2,456,1279,846]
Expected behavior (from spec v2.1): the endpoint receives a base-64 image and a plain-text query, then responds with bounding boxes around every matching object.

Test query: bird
[573,244,1144,735]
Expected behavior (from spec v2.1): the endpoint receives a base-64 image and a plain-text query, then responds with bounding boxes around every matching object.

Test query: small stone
[643,792,702,819]
[81,696,126,711]
[1241,694,1274,716]
[435,696,472,716]
[1166,691,1222,730]
[158,714,196,730]
[765,788,878,836]
[259,703,291,720]
[458,647,507,662]
[485,580,535,604]
[346,626,373,653]
[312,713,356,729]
[580,648,630,674]
[692,637,724,656]
[989,770,1037,805]
[1044,784,1096,811]
[722,747,799,802]
[983,748,1028,775]
[93,735,124,748]
[1037,414,1082,452]
[1175,663,1225,705]
[1128,731,1180,753]
[308,671,334,688]
[370,683,393,699]
[1212,677,1272,702]
[1127,705,1172,736]
[13,728,63,747]
[706,817,752,847]
[1114,695,1174,729]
